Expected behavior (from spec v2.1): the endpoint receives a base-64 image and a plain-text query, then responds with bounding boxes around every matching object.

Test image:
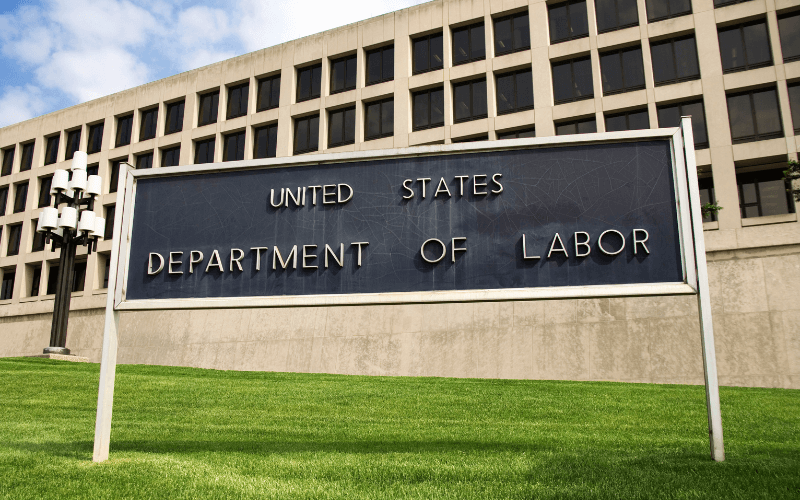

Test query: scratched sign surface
[125,140,684,300]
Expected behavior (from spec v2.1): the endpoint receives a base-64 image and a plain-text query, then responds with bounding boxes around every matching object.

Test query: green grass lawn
[0,358,797,499]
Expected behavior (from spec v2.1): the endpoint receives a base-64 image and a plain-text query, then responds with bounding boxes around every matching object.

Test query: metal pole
[681,116,725,462]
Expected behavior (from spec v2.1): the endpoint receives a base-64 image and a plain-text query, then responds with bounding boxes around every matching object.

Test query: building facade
[1,0,799,388]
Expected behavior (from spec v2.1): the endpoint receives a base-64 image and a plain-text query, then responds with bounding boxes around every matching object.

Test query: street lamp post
[37,151,105,356]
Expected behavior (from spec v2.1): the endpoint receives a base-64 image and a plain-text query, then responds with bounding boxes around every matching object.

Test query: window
[65,129,81,161]
[605,108,650,131]
[87,123,104,154]
[453,78,487,123]
[140,108,158,140]
[223,131,246,161]
[412,87,445,131]
[496,69,534,115]
[253,124,278,159]
[87,163,98,176]
[601,46,645,95]
[296,64,322,102]
[227,82,249,119]
[116,115,133,147]
[0,186,7,216]
[657,100,709,148]
[136,152,153,169]
[413,33,444,74]
[452,135,488,143]
[102,254,111,289]
[161,146,180,167]
[497,127,536,139]
[257,74,281,111]
[714,0,753,7]
[109,159,123,193]
[1,148,13,176]
[698,177,717,222]
[30,265,42,296]
[651,35,700,86]
[46,265,58,295]
[727,88,783,144]
[13,182,27,213]
[198,91,220,126]
[366,45,394,86]
[7,223,22,256]
[452,22,485,65]
[104,206,115,240]
[195,138,216,164]
[19,142,33,171]
[72,262,86,293]
[165,101,185,135]
[549,0,589,44]
[778,12,800,63]
[31,225,45,252]
[44,135,59,165]
[494,11,530,56]
[330,54,357,94]
[552,56,593,104]
[789,83,800,135]
[738,169,795,218]
[293,114,320,154]
[718,20,772,74]
[365,98,394,141]
[595,0,639,34]
[0,270,14,300]
[38,176,52,208]
[646,0,691,23]
[556,117,597,135]
[328,107,356,148]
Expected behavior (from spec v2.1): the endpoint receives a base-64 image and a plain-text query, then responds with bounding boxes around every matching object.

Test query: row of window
[0,255,111,301]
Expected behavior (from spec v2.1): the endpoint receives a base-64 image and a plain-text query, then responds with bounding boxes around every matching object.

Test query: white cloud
[0,86,51,127]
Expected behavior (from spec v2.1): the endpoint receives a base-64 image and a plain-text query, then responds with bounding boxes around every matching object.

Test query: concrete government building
[0,0,799,388]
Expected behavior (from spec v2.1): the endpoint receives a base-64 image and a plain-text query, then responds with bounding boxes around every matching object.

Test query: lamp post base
[31,353,89,363]
[43,346,71,355]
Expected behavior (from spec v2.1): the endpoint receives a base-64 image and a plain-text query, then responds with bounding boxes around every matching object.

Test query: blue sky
[0,0,429,127]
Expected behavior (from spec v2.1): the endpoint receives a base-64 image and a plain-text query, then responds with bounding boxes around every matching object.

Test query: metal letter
[270,188,284,208]
[338,184,353,203]
[273,245,298,269]
[303,245,318,269]
[547,233,569,258]
[286,187,302,207]
[323,185,336,204]
[250,247,268,271]
[168,251,183,274]
[417,178,431,198]
[351,242,369,267]
[402,179,414,199]
[455,175,469,196]
[147,253,164,275]
[598,229,625,255]
[633,229,650,255]
[189,250,204,274]
[451,237,467,262]
[473,174,488,195]
[230,248,244,272]
[310,185,322,205]
[325,243,344,268]
[302,186,307,206]
[491,173,503,194]
[522,235,540,260]
[434,177,451,198]
[574,232,591,258]
[420,238,446,263]
[205,249,224,272]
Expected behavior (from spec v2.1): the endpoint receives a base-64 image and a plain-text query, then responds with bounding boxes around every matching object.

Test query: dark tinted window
[257,74,281,111]
[38,176,52,208]
[161,146,180,167]
[223,131,246,161]
[198,91,220,126]
[726,88,783,143]
[646,0,691,23]
[366,45,394,86]
[165,101,185,135]
[253,124,278,159]
[0,270,14,300]
[595,0,639,34]
[497,127,536,139]
[65,129,81,160]
[30,265,42,295]
[657,100,709,148]
[600,46,645,95]
[496,69,534,115]
[452,135,488,143]
[453,78,487,123]
[0,186,7,216]
[140,108,158,140]
[227,82,249,119]
[549,0,589,44]
[453,22,485,65]
[737,169,795,218]
[605,109,650,131]
[19,142,33,171]
[789,83,800,135]
[718,20,772,73]
[328,107,356,148]
[195,138,216,164]
[294,114,320,154]
[698,177,717,222]
[413,33,444,74]
[87,123,104,154]
[7,223,22,256]
[556,117,597,135]
[714,0,753,7]
[412,87,445,131]
[1,148,13,176]
[116,115,133,147]
[297,64,322,102]
[331,55,357,94]
[13,182,27,213]
[44,135,59,165]
[46,265,58,295]
[87,164,98,176]
[109,159,123,193]
[552,56,594,104]
[72,261,86,293]
[103,255,110,289]
[651,35,700,85]
[778,12,800,63]
[365,98,394,141]
[494,11,530,56]
[104,206,115,239]
[136,152,153,169]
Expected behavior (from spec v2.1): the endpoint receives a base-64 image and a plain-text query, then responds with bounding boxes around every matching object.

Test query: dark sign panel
[126,140,683,300]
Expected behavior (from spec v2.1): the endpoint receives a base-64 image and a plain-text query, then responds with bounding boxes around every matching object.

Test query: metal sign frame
[93,120,724,462]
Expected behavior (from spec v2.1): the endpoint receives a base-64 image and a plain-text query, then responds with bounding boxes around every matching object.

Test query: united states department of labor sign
[116,131,696,308]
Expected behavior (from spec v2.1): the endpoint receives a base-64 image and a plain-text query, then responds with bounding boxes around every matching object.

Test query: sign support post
[681,117,725,462]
